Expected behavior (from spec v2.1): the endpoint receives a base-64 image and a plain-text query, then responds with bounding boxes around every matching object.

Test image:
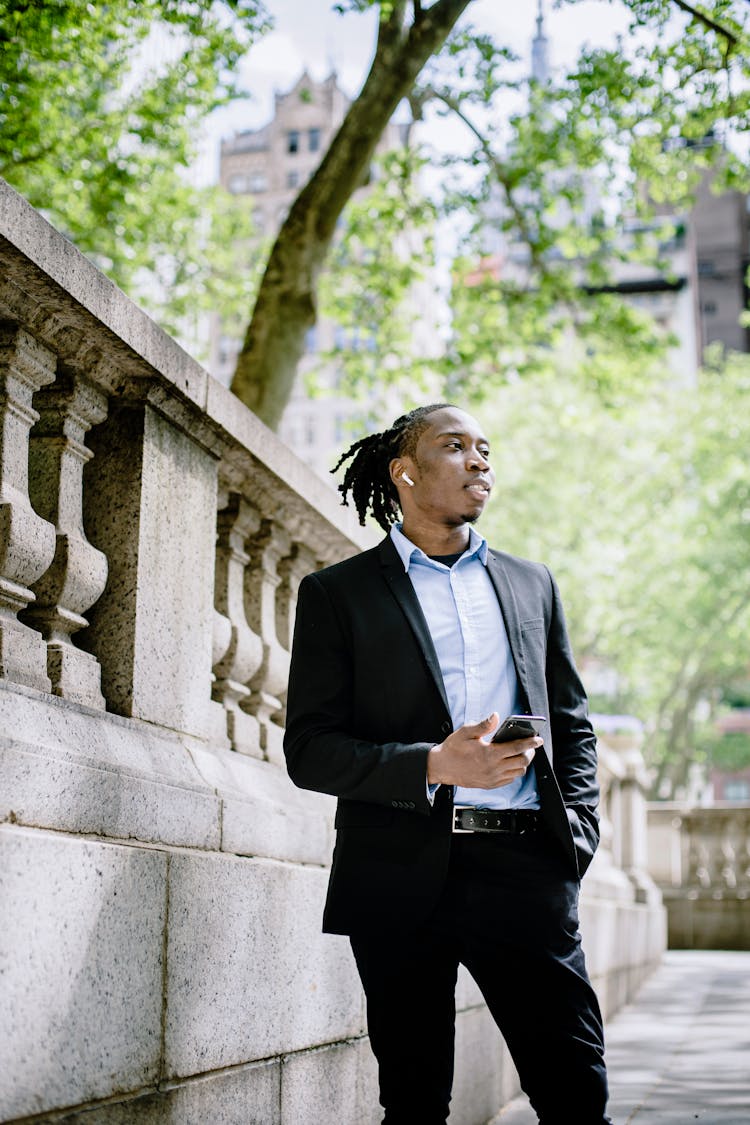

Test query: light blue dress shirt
[390,523,540,810]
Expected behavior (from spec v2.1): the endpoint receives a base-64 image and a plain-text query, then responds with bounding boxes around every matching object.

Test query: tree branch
[426,87,545,275]
[377,0,408,53]
[231,0,474,427]
[0,139,57,174]
[669,0,739,47]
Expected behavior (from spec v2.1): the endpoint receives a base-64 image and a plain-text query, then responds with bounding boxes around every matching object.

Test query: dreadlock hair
[331,404,454,531]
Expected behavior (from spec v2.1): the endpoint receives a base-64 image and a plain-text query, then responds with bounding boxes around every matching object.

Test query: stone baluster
[617,733,660,903]
[687,826,712,888]
[22,370,109,708]
[594,744,618,868]
[212,492,265,757]
[272,543,317,733]
[212,608,232,676]
[245,519,292,767]
[0,324,57,692]
[741,832,750,889]
[704,816,726,887]
[717,812,746,889]
[276,543,317,648]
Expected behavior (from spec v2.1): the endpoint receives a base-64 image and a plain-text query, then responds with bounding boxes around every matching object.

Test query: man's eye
[480,449,491,459]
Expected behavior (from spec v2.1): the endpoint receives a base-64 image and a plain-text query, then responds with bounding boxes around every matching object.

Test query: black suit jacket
[284,536,600,935]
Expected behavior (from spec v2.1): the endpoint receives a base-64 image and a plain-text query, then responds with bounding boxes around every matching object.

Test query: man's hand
[427,713,541,789]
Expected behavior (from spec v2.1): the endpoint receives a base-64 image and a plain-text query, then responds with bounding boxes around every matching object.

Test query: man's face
[400,407,495,528]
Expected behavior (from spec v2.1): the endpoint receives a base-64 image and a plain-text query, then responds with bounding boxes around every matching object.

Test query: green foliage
[6,0,750,403]
[696,730,750,772]
[477,352,750,798]
[143,184,266,356]
[315,147,441,411]
[310,1,750,411]
[0,0,268,326]
[418,1,750,404]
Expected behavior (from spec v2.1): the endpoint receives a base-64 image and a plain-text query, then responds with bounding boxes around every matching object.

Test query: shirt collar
[390,523,488,571]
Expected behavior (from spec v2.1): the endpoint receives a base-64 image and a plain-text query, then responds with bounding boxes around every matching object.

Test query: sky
[195,0,633,182]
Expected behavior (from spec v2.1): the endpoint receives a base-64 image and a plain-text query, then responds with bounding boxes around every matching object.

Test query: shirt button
[441,721,452,734]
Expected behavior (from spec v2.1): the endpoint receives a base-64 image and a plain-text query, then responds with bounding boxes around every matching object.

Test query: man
[284,403,610,1124]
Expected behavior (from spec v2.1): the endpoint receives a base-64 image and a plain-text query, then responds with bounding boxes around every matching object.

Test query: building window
[697,259,716,277]
[702,300,717,315]
[248,171,268,192]
[304,325,319,353]
[252,206,264,231]
[287,130,300,154]
[227,174,248,194]
[308,127,321,153]
[287,171,299,189]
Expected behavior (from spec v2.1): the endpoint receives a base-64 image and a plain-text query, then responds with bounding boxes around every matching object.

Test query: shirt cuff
[426,743,440,805]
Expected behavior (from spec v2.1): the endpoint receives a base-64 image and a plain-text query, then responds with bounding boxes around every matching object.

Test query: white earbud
[402,473,415,487]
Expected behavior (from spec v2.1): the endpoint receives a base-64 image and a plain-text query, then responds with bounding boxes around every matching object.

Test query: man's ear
[390,459,415,488]
[389,459,404,487]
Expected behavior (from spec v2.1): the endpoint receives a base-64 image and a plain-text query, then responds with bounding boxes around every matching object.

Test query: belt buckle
[452,805,474,834]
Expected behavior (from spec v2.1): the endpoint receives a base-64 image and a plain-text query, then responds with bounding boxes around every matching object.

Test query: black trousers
[350,829,611,1125]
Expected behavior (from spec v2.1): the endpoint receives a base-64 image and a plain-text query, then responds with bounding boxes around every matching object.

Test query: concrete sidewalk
[491,950,750,1125]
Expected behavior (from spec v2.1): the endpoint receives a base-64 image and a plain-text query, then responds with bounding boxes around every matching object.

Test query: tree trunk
[230,0,473,429]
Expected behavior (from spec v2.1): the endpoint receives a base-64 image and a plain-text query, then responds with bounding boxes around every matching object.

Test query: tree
[0,0,268,345]
[231,0,750,426]
[229,0,473,426]
[4,2,750,419]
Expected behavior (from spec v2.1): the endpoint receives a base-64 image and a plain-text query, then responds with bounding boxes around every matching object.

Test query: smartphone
[491,714,546,743]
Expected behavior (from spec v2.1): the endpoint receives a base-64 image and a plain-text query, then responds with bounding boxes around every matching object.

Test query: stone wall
[648,803,750,950]
[0,177,665,1125]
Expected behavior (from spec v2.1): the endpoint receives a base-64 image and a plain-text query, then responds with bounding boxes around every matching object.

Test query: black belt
[452,806,540,835]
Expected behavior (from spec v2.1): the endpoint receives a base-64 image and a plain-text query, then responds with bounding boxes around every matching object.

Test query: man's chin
[449,510,481,526]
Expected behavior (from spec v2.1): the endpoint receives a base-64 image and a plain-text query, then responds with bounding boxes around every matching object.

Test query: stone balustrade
[647,803,750,949]
[581,719,666,1015]
[0,180,368,752]
[0,177,666,1125]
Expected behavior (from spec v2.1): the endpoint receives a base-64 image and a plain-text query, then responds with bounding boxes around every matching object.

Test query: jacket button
[441,721,451,734]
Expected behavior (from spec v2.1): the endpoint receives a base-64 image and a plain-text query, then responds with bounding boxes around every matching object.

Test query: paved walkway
[491,950,750,1125]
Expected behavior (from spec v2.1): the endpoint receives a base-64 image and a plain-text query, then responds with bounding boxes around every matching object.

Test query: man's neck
[400,519,472,557]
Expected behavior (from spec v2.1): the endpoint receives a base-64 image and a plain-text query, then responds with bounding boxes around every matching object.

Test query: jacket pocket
[334,799,396,829]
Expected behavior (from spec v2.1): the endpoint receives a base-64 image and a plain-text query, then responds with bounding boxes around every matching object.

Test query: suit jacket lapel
[485,549,532,708]
[378,537,451,718]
